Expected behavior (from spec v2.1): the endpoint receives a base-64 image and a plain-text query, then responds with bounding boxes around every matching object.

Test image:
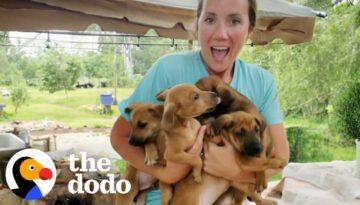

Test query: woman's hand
[203,136,255,183]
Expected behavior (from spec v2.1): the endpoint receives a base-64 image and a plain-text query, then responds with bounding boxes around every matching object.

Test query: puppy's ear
[156,89,169,101]
[149,104,164,119]
[211,114,233,135]
[124,106,132,114]
[255,117,267,133]
[124,102,141,114]
[162,102,177,127]
[195,76,217,92]
[217,85,234,105]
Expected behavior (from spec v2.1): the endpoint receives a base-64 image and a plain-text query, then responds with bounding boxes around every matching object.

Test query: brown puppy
[115,103,167,205]
[195,75,263,124]
[156,84,221,183]
[170,111,286,205]
[196,75,274,191]
[209,111,285,195]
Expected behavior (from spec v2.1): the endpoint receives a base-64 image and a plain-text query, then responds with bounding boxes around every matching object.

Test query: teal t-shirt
[119,50,283,125]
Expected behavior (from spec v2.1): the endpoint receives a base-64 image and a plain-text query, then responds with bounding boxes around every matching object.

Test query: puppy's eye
[236,129,245,137]
[137,121,147,129]
[194,93,200,100]
[255,126,260,133]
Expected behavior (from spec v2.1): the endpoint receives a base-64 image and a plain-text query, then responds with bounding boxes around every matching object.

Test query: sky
[8,31,99,56]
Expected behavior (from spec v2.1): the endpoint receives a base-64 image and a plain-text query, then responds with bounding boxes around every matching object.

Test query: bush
[286,126,333,162]
[118,74,142,88]
[10,85,30,113]
[335,81,360,141]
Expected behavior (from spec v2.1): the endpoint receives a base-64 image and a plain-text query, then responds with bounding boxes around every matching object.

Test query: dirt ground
[0,120,121,159]
[0,120,120,205]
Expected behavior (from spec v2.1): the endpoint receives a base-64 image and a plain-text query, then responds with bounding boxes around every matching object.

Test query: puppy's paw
[193,174,202,183]
[268,158,287,169]
[193,171,202,183]
[256,182,267,193]
[145,158,158,166]
[144,152,159,166]
[256,180,266,192]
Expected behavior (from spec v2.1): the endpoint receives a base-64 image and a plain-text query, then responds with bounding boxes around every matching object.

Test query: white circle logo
[5,149,56,200]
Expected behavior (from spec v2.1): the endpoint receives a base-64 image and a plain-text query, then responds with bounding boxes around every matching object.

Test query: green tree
[40,49,82,96]
[334,81,360,142]
[241,3,360,118]
[10,75,30,113]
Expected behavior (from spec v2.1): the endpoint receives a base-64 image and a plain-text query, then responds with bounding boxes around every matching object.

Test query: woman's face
[198,0,252,75]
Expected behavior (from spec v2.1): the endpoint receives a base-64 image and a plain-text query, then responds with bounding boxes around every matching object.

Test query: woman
[111,0,290,204]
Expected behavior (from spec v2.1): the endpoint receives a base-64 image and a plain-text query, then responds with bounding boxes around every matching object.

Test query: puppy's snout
[245,142,263,157]
[129,136,145,146]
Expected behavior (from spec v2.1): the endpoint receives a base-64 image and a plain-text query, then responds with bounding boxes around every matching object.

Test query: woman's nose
[213,22,228,40]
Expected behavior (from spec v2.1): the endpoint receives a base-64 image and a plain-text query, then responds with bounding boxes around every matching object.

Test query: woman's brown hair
[196,0,257,30]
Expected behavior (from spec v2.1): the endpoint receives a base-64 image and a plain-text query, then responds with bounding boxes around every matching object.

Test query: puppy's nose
[245,143,263,156]
[129,137,145,146]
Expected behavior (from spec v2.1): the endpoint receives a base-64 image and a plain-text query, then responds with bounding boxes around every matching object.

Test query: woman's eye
[204,17,215,24]
[231,19,241,25]
[194,93,200,100]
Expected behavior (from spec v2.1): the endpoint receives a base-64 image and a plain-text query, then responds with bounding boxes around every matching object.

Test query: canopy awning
[0,0,322,45]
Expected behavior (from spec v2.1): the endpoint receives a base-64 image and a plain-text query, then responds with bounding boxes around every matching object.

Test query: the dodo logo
[5,149,56,200]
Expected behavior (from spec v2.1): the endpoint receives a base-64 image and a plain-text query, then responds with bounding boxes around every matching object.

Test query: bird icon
[11,157,53,200]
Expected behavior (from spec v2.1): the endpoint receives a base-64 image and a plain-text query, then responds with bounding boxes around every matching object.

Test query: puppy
[115,102,167,205]
[196,75,274,191]
[195,75,263,124]
[209,111,287,205]
[156,84,221,183]
[170,111,286,205]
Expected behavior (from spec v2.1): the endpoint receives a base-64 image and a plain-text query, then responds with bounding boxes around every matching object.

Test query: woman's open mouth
[211,46,229,62]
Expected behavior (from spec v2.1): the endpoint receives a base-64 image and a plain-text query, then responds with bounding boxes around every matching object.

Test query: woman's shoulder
[237,59,273,81]
[157,50,200,66]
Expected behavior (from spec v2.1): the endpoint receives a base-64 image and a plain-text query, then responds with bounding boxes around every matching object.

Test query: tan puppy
[115,103,167,205]
[170,111,287,205]
[156,84,221,183]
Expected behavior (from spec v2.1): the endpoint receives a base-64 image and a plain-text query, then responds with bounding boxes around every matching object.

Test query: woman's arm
[203,123,289,182]
[110,116,206,184]
[265,123,289,178]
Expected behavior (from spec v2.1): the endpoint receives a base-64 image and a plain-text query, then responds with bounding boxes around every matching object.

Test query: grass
[328,146,356,160]
[0,87,134,128]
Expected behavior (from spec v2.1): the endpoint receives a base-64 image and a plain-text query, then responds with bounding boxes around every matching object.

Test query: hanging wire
[0,33,190,49]
[0,31,288,51]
